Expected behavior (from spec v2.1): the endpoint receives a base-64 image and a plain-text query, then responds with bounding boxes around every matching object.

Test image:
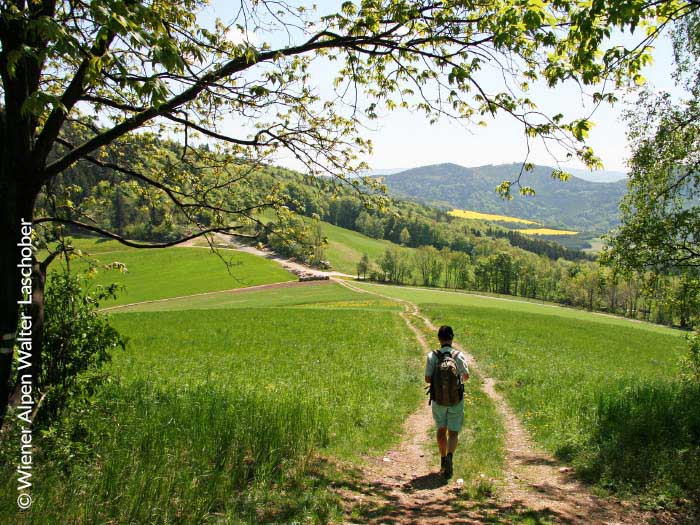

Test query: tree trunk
[0,105,40,425]
[1,9,53,426]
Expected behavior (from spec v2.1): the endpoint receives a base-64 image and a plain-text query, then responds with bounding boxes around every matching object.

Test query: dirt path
[334,279,651,525]
[177,233,353,278]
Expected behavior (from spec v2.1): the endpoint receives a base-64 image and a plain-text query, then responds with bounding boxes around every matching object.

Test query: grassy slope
[351,281,679,336]
[110,281,402,313]
[49,238,295,307]
[186,214,405,276]
[23,228,695,521]
[3,304,424,524]
[321,221,402,275]
[2,244,504,523]
[108,307,422,458]
[353,282,698,501]
[423,303,698,499]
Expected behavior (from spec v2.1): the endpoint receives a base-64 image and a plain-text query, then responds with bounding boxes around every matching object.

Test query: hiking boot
[443,453,453,479]
[439,456,447,475]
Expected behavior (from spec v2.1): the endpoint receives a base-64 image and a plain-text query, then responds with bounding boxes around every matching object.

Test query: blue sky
[200,1,680,174]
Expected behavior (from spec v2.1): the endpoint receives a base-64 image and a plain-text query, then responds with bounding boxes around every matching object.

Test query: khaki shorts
[431,398,464,432]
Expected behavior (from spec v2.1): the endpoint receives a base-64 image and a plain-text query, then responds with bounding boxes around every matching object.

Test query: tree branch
[33,20,119,166]
[42,33,368,180]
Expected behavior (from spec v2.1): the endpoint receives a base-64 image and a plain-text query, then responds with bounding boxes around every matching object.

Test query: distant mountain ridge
[378,163,627,233]
[566,167,627,183]
[368,166,627,183]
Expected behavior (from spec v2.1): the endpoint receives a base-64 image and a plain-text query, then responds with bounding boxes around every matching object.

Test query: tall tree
[0,0,687,422]
[604,9,700,272]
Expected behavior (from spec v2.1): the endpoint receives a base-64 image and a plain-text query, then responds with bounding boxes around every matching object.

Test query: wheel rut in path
[333,279,651,525]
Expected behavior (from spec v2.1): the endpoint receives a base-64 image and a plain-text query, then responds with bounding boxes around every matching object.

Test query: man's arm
[424,352,434,383]
[458,351,470,381]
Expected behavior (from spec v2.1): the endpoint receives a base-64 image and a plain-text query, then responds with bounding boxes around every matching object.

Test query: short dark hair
[437,325,454,340]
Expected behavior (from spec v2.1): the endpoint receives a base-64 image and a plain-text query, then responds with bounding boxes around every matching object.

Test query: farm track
[334,278,652,525]
[99,279,331,312]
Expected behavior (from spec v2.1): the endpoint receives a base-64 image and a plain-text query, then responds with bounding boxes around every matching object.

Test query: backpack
[428,349,464,406]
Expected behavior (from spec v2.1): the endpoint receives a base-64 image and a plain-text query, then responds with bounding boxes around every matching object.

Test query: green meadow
[2,302,425,524]
[353,282,699,501]
[48,237,295,307]
[351,281,679,336]
[321,221,405,275]
[4,241,698,524]
[110,281,401,313]
[242,207,404,275]
[0,244,502,524]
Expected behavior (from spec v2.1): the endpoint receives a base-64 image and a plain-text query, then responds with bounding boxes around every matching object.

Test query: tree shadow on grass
[339,487,563,525]
[296,456,567,525]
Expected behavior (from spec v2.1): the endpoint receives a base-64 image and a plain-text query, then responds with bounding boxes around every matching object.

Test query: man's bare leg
[436,426,448,457]
[441,430,459,479]
[447,430,459,454]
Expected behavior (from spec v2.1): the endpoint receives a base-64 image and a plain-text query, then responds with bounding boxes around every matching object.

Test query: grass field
[351,282,680,336]
[108,281,402,313]
[321,221,408,275]
[351,282,699,501]
[422,303,698,499]
[8,237,698,522]
[1,258,506,523]
[48,238,295,307]
[1,304,425,524]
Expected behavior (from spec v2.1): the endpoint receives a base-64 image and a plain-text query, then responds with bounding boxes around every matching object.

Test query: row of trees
[287,187,593,262]
[361,245,700,330]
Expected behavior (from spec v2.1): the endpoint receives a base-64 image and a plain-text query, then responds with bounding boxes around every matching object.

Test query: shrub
[37,271,127,423]
[680,331,700,383]
[580,380,700,501]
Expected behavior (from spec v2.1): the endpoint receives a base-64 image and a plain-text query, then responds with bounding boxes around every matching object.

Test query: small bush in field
[37,271,127,423]
[680,331,700,383]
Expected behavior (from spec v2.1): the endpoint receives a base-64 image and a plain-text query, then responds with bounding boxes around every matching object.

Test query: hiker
[425,325,469,479]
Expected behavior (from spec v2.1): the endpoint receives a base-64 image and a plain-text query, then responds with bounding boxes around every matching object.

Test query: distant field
[517,227,579,236]
[236,209,409,275]
[351,281,679,335]
[48,237,294,307]
[321,221,402,274]
[448,208,539,225]
[583,237,605,253]
[108,281,402,313]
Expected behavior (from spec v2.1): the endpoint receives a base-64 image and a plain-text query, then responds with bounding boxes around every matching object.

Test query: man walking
[425,325,469,479]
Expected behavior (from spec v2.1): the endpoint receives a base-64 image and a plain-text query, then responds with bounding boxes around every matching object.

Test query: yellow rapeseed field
[448,209,540,225]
